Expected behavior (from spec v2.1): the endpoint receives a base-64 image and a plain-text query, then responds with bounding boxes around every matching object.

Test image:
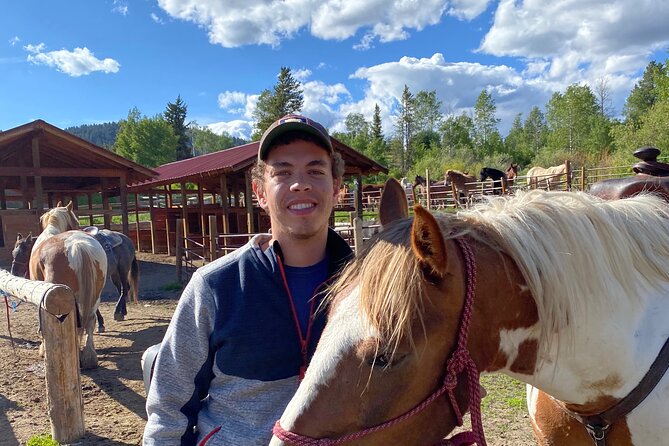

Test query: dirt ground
[0,252,536,446]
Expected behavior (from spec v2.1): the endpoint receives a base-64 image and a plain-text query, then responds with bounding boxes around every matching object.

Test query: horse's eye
[368,352,406,369]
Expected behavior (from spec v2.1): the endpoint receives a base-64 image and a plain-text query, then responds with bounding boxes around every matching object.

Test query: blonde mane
[330,190,669,357]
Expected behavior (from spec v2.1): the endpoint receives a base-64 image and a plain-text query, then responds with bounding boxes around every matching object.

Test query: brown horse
[271,179,669,446]
[505,163,519,187]
[446,169,478,206]
[31,202,108,369]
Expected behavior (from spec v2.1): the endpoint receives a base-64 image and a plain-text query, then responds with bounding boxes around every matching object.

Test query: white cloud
[112,0,129,15]
[207,120,253,139]
[293,68,312,81]
[151,13,165,24]
[156,0,469,48]
[217,91,247,109]
[25,44,120,77]
[9,36,20,46]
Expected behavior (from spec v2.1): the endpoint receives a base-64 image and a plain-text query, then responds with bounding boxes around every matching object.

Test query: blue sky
[2,0,668,140]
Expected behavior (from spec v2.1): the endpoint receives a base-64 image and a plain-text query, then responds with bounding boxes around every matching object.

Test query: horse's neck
[512,289,669,406]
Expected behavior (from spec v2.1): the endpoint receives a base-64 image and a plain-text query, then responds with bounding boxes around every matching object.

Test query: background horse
[527,163,567,190]
[10,233,35,278]
[505,163,519,187]
[83,227,140,322]
[479,167,506,195]
[271,180,669,446]
[446,169,478,206]
[30,202,108,369]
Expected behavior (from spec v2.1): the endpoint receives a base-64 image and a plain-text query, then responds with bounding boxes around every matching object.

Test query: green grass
[480,373,527,417]
[162,282,184,291]
[26,434,59,446]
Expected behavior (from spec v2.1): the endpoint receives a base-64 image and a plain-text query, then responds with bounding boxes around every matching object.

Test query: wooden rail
[0,270,84,444]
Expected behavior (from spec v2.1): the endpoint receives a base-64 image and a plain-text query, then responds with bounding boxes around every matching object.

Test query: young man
[143,114,353,445]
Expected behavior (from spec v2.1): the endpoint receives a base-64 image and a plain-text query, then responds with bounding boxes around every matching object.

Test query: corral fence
[0,270,84,444]
[171,158,648,282]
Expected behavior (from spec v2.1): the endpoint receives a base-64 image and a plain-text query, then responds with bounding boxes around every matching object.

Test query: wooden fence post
[176,218,184,283]
[353,217,363,254]
[565,160,572,191]
[425,169,432,211]
[208,215,218,262]
[0,270,84,444]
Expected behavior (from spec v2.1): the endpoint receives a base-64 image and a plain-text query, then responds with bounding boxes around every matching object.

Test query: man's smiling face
[255,140,340,242]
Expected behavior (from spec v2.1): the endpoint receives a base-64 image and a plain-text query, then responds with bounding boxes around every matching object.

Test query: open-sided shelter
[0,119,157,267]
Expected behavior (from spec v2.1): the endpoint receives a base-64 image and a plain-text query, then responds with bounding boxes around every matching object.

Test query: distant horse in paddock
[362,183,385,210]
[505,163,519,187]
[527,163,568,190]
[446,169,478,206]
[31,202,107,369]
[479,167,506,195]
[271,179,669,446]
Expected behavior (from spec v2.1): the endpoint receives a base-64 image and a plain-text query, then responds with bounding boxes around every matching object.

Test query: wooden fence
[0,269,84,444]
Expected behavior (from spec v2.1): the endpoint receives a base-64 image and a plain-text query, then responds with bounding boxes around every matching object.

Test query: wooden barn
[0,120,157,268]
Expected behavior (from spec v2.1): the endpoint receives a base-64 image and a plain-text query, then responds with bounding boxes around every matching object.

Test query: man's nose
[290,174,312,191]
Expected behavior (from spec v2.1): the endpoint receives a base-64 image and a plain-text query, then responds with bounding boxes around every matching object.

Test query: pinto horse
[478,167,506,195]
[271,179,669,446]
[527,163,567,190]
[31,202,108,369]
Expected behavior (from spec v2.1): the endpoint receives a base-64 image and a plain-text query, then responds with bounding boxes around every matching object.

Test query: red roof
[129,137,387,191]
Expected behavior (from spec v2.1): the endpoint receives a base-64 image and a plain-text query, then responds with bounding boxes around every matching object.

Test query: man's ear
[333,177,342,199]
[252,180,268,210]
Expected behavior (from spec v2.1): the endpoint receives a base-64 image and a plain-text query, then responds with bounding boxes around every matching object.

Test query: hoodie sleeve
[143,271,217,445]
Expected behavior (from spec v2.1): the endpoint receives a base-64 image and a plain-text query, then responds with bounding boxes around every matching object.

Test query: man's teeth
[290,203,315,210]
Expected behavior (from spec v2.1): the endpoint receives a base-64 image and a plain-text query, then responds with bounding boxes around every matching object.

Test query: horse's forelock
[329,219,430,356]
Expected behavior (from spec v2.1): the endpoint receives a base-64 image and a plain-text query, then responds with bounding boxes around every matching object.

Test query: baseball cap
[258,114,333,161]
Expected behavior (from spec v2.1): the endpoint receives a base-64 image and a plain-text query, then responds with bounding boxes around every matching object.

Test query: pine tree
[252,67,304,138]
[164,95,191,160]
[371,103,383,141]
[394,85,416,172]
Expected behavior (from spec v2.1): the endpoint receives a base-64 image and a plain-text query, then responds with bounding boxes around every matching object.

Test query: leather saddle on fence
[590,147,669,202]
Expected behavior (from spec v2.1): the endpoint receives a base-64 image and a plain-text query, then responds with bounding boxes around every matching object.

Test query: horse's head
[11,232,35,278]
[506,163,519,180]
[40,201,80,232]
[271,179,532,445]
[479,168,488,182]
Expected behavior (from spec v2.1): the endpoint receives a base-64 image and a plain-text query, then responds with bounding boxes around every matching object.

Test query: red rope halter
[273,237,486,446]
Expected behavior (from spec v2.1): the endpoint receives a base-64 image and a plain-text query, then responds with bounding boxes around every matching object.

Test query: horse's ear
[66,201,73,211]
[411,205,447,280]
[379,178,408,225]
[16,233,23,241]
[56,201,62,207]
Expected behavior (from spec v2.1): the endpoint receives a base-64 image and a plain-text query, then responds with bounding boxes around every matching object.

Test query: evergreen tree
[164,95,191,160]
[192,125,247,155]
[440,113,474,157]
[371,103,384,141]
[394,85,416,172]
[252,67,304,138]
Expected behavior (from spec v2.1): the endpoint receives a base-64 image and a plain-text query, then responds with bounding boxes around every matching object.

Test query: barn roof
[129,137,388,191]
[0,119,157,190]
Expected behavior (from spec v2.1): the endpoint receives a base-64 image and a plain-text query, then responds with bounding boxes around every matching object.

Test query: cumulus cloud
[217,91,247,109]
[24,44,120,77]
[156,0,475,48]
[481,0,669,82]
[207,120,253,139]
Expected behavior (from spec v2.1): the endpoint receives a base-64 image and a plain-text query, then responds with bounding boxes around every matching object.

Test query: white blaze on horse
[30,202,108,369]
[527,163,567,190]
[271,179,669,446]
